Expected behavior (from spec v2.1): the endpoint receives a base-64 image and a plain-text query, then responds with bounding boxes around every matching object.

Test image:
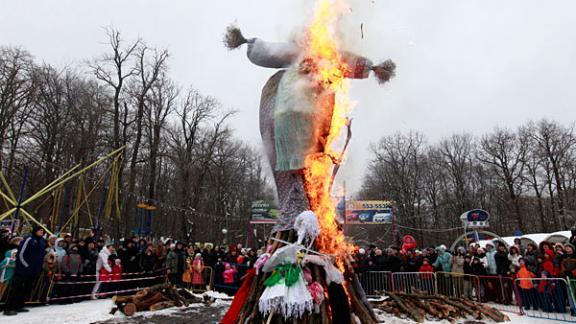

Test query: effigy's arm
[224,25,396,84]
[341,52,396,84]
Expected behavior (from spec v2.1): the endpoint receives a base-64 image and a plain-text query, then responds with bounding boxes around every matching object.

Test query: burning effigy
[221,0,395,323]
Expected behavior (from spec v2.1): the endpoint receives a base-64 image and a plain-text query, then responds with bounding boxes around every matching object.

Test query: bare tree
[477,128,528,231]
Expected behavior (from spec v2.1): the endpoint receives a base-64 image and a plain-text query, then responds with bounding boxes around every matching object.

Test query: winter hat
[565,243,575,251]
[195,253,202,258]
[555,243,565,250]
[486,242,495,248]
[31,225,44,235]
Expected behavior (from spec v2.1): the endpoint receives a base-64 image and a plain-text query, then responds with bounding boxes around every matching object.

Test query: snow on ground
[1,299,206,324]
[0,293,566,324]
[374,308,566,324]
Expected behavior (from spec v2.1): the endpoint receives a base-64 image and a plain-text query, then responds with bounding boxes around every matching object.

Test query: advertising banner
[344,200,393,224]
[250,200,278,224]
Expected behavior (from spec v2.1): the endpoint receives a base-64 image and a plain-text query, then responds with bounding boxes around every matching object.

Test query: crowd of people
[352,229,576,314]
[0,225,258,317]
[2,225,576,316]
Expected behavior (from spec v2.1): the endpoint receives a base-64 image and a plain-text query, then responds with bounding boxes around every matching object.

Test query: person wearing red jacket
[112,258,122,282]
[418,258,435,294]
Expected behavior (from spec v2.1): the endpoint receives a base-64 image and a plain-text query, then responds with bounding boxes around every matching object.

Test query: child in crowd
[516,258,537,311]
[0,249,17,300]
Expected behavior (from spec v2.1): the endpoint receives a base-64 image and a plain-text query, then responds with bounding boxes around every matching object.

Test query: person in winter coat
[434,245,453,296]
[418,258,435,294]
[386,246,403,273]
[553,243,565,273]
[524,243,539,274]
[475,248,489,270]
[561,243,576,279]
[452,247,466,298]
[111,258,123,291]
[83,242,98,276]
[54,238,67,266]
[517,258,537,310]
[508,246,522,274]
[191,253,205,291]
[485,243,497,274]
[62,244,83,276]
[140,247,157,273]
[483,243,498,302]
[494,243,511,275]
[537,254,556,278]
[570,226,576,247]
[166,244,183,286]
[491,243,513,304]
[452,247,466,274]
[222,263,237,285]
[0,249,17,299]
[4,226,46,316]
[402,249,418,272]
[91,245,113,299]
[537,270,566,313]
[433,245,452,272]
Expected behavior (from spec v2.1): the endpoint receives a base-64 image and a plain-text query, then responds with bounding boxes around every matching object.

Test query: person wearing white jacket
[91,245,113,299]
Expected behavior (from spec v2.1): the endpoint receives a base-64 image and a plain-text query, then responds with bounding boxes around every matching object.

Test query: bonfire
[221,0,396,323]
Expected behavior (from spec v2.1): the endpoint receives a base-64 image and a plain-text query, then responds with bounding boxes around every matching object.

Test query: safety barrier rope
[51,274,166,285]
[59,268,167,279]
[47,287,147,302]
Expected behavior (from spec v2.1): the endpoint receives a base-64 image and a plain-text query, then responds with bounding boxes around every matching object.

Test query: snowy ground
[373,308,564,324]
[0,292,566,324]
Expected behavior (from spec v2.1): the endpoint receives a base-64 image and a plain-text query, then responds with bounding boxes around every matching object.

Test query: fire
[302,0,354,264]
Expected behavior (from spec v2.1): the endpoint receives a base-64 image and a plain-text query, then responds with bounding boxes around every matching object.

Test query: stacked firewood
[110,283,203,316]
[372,291,510,323]
[235,230,379,324]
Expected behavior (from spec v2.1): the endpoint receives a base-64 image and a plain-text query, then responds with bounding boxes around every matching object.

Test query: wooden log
[387,292,425,323]
[346,281,377,324]
[149,301,175,311]
[122,303,137,316]
[456,298,509,322]
[112,295,133,304]
[135,291,165,311]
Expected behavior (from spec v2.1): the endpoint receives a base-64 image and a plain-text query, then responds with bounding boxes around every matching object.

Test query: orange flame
[302,0,354,266]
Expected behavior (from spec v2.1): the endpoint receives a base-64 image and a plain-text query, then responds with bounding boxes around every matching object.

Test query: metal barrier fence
[436,272,481,302]
[391,272,436,295]
[478,275,523,315]
[357,271,392,297]
[515,278,576,322]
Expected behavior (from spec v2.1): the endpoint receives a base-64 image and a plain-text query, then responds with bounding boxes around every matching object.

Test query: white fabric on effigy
[258,275,313,319]
[294,210,320,245]
[246,38,301,68]
[259,244,313,319]
[302,254,343,285]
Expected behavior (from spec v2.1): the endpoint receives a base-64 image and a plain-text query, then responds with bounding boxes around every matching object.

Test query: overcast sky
[2,0,576,194]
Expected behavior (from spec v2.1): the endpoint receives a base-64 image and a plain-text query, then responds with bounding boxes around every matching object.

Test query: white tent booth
[544,231,571,244]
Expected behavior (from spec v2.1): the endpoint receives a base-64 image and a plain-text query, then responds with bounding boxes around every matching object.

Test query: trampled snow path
[0,294,565,324]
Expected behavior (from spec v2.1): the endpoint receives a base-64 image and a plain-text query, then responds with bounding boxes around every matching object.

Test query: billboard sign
[344,200,393,225]
[460,209,490,228]
[250,200,278,224]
